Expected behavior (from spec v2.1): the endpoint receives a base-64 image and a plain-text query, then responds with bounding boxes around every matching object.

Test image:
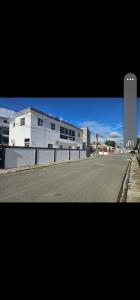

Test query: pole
[96,134,99,158]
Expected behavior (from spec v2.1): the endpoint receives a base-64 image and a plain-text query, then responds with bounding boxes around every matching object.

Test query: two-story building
[9,107,84,149]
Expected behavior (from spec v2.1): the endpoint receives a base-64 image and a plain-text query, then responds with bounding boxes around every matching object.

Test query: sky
[0,97,140,143]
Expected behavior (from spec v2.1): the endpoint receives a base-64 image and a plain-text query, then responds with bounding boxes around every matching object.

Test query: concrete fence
[1,146,87,169]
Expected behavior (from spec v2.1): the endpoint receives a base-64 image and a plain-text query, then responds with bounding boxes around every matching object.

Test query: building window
[78,132,80,138]
[60,126,68,139]
[60,145,63,149]
[20,118,25,126]
[51,123,55,130]
[48,144,53,148]
[69,130,75,141]
[24,138,30,147]
[13,123,15,127]
[38,118,43,126]
[60,126,75,141]
[4,119,9,123]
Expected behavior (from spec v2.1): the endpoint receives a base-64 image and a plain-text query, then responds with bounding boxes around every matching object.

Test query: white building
[80,127,90,156]
[9,107,83,149]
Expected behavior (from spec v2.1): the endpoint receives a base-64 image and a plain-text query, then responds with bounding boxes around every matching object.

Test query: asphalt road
[0,155,131,202]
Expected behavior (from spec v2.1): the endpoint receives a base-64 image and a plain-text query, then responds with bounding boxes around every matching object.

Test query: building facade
[0,116,10,145]
[124,73,137,149]
[80,127,91,155]
[0,108,16,146]
[9,107,83,149]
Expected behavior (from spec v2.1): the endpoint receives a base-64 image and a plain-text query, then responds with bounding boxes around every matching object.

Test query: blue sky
[0,97,140,142]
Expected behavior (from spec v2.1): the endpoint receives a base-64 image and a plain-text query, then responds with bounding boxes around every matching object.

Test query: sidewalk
[127,156,140,202]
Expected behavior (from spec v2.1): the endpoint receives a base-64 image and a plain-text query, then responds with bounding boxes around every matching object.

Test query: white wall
[4,147,87,169]
[37,149,54,164]
[55,150,69,162]
[9,112,31,146]
[80,150,87,159]
[31,112,83,149]
[70,150,80,160]
[5,147,36,169]
[9,110,83,149]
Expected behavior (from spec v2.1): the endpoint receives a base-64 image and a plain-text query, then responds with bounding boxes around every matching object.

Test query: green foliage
[92,141,100,145]
[105,140,116,147]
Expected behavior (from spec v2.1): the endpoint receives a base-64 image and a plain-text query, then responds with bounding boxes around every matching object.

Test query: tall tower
[124,73,137,149]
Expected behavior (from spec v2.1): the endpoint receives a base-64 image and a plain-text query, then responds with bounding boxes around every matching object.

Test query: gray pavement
[0,155,131,202]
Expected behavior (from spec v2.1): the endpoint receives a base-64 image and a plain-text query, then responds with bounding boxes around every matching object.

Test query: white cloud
[109,131,121,138]
[79,120,123,143]
[0,107,16,119]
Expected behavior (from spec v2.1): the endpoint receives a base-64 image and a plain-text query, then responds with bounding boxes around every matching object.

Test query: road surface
[0,155,130,202]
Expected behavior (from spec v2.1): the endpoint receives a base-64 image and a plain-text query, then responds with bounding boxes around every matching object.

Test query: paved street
[0,155,131,202]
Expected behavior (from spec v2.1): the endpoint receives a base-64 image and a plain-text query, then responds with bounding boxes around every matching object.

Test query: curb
[117,157,132,202]
[0,157,93,175]
[127,156,140,202]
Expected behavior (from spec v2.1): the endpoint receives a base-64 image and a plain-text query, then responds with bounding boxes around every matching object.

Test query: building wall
[9,110,83,149]
[31,111,82,149]
[37,149,54,164]
[70,150,79,160]
[3,147,87,169]
[55,149,69,162]
[9,112,31,146]
[0,117,10,145]
[5,147,36,168]
[81,127,90,156]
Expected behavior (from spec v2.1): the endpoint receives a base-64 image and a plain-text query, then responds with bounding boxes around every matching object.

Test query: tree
[105,140,116,147]
[92,141,101,145]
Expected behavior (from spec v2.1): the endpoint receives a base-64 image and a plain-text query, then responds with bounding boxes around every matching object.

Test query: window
[65,128,68,135]
[38,118,43,126]
[13,123,15,127]
[69,130,75,141]
[60,134,68,139]
[78,132,80,138]
[72,131,75,136]
[60,145,63,149]
[60,126,75,140]
[69,130,72,136]
[51,123,55,130]
[20,118,25,126]
[4,119,9,123]
[24,138,30,147]
[60,126,68,140]
[60,126,65,134]
[48,144,53,148]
